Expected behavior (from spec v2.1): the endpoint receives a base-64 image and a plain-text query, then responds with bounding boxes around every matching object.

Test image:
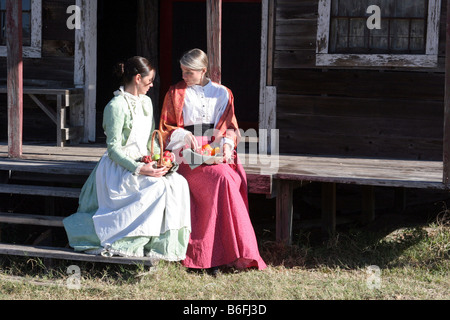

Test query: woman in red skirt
[160,49,266,274]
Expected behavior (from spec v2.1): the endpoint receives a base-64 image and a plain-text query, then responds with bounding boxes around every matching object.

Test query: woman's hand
[222,143,233,164]
[139,162,168,177]
[184,132,200,152]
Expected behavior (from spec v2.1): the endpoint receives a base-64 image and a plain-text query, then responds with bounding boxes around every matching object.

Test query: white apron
[92,93,191,248]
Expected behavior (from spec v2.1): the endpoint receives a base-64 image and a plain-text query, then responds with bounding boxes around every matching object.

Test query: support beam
[443,0,450,185]
[361,185,375,224]
[6,0,23,158]
[321,182,336,236]
[276,180,294,245]
[206,0,222,83]
[75,0,97,143]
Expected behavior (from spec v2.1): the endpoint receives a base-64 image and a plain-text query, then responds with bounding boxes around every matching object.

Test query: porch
[0,142,446,265]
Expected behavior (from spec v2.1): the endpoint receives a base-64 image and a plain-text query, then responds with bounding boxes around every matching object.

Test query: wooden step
[0,158,96,175]
[0,183,81,198]
[0,243,155,266]
[0,212,64,227]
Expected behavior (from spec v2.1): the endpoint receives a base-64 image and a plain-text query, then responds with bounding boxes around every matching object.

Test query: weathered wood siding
[274,0,447,161]
[0,0,75,86]
[0,0,75,141]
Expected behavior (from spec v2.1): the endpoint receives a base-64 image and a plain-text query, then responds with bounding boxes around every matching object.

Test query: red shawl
[159,81,241,149]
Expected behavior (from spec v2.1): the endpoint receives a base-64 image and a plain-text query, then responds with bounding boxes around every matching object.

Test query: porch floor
[0,143,446,189]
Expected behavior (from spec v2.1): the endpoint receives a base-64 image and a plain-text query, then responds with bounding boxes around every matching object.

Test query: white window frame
[316,0,441,68]
[0,0,42,58]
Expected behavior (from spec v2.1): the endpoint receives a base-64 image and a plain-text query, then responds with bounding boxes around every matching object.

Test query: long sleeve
[103,97,141,173]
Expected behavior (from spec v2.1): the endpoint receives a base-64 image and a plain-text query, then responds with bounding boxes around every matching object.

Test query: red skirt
[177,153,267,270]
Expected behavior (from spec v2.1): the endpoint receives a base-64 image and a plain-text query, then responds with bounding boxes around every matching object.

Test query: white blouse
[166,80,235,150]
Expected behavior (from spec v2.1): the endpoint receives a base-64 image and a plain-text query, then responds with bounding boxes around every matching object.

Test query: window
[0,0,42,58]
[316,0,441,67]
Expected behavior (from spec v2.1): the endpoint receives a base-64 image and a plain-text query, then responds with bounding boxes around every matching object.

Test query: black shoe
[207,266,220,277]
[186,268,204,274]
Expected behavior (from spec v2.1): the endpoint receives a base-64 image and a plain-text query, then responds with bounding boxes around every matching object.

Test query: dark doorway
[96,0,138,142]
[160,0,261,131]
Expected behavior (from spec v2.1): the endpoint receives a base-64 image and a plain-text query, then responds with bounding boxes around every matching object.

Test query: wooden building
[272,0,448,162]
[1,0,448,159]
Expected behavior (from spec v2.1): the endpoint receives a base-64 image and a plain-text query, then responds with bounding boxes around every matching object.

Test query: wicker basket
[150,130,173,169]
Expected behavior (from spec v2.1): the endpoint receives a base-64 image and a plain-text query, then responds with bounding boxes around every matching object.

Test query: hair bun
[112,56,154,86]
[113,62,125,81]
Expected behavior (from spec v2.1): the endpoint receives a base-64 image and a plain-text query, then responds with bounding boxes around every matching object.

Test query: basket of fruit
[141,130,178,175]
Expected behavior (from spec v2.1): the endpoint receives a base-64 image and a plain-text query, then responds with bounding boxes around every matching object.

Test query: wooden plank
[274,69,445,100]
[0,243,155,266]
[259,86,277,154]
[0,158,96,175]
[0,144,446,190]
[0,212,64,227]
[6,0,23,158]
[206,0,222,83]
[0,183,81,198]
[443,0,450,186]
[277,95,444,121]
[0,87,83,95]
[247,173,272,195]
[0,143,105,160]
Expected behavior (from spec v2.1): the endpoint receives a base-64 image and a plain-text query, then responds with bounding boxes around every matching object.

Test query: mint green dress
[63,89,191,260]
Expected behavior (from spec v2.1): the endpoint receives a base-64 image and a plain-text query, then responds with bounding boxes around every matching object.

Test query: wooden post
[443,0,450,186]
[74,0,97,143]
[6,0,23,158]
[361,185,375,224]
[321,182,336,236]
[206,0,222,83]
[276,180,294,245]
[259,0,277,154]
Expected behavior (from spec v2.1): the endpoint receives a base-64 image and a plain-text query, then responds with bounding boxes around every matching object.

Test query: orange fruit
[212,147,220,156]
[202,144,213,151]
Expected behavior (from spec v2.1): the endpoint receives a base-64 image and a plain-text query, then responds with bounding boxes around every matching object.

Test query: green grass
[0,210,449,300]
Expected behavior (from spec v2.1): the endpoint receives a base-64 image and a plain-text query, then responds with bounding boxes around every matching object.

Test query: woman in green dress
[63,56,191,260]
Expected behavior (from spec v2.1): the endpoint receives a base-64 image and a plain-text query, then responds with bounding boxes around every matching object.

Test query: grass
[0,206,449,301]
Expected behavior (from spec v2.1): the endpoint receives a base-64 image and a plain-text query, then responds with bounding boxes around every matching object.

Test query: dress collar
[189,79,212,91]
[114,86,145,102]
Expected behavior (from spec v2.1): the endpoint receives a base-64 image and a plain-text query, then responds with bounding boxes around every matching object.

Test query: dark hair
[113,56,154,85]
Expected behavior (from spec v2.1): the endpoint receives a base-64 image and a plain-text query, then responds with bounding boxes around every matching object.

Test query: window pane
[410,19,425,52]
[22,0,31,12]
[22,11,30,46]
[330,18,349,52]
[0,0,32,46]
[348,18,367,50]
[390,19,410,52]
[394,0,426,18]
[368,19,389,53]
[0,11,4,45]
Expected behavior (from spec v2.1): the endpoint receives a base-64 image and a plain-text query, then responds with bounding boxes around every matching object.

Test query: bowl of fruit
[199,144,222,165]
[182,143,223,169]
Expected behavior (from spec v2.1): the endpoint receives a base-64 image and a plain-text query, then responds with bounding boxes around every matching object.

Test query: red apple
[163,150,175,162]
[142,156,152,164]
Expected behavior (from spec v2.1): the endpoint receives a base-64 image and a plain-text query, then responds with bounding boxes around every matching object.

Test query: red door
[159,0,262,131]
